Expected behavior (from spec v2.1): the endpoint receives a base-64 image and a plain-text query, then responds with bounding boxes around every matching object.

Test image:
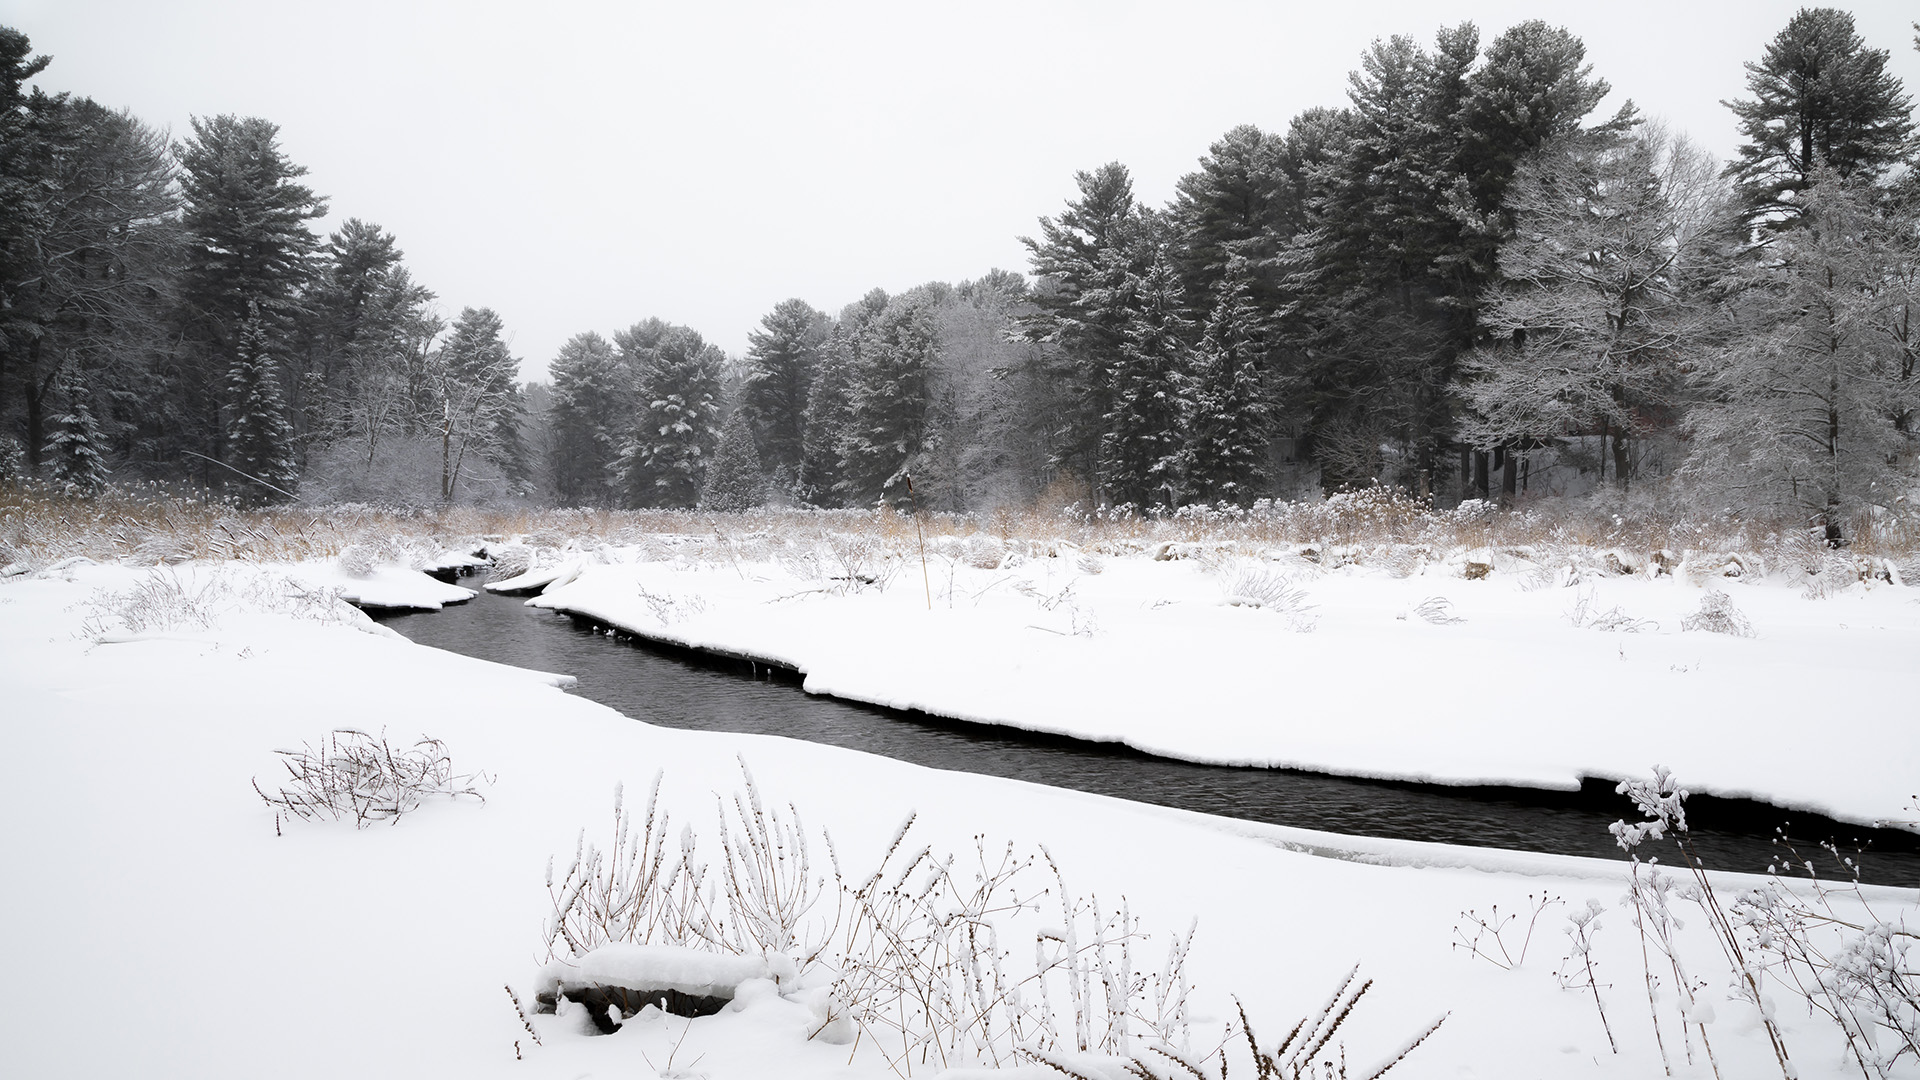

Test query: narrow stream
[377,588,1920,887]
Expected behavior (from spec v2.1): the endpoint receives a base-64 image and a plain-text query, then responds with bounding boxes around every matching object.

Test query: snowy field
[3,542,1916,1079]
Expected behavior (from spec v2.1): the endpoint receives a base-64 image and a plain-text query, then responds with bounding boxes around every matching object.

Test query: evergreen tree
[1182,260,1272,504]
[1456,21,1622,223]
[841,290,943,506]
[1686,175,1920,533]
[1289,28,1479,491]
[174,114,325,482]
[1019,163,1148,497]
[700,406,765,511]
[546,331,625,505]
[802,290,885,506]
[1725,8,1916,231]
[6,97,178,476]
[223,313,299,505]
[619,325,722,508]
[1101,250,1192,508]
[42,365,108,494]
[1170,125,1287,312]
[742,298,827,491]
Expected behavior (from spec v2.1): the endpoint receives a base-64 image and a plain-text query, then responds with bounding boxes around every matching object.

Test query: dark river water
[376,587,1920,887]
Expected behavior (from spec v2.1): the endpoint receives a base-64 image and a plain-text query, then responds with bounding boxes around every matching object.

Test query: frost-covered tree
[175,114,325,481]
[1182,259,1271,504]
[223,314,299,505]
[1725,8,1916,231]
[1101,250,1192,508]
[700,406,765,511]
[619,325,722,508]
[433,307,527,501]
[42,366,109,494]
[742,298,828,493]
[546,331,626,506]
[3,96,178,478]
[801,290,885,506]
[840,289,943,506]
[1686,175,1920,533]
[1170,125,1288,311]
[1462,128,1729,490]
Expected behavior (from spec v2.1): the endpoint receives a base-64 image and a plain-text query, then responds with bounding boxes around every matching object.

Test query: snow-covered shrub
[79,569,224,635]
[132,533,196,565]
[1206,558,1316,631]
[1680,588,1755,637]
[1410,595,1465,625]
[485,542,533,582]
[963,535,1005,570]
[252,729,487,831]
[336,542,379,577]
[544,775,707,961]
[1566,590,1655,632]
[1737,873,1920,1078]
[1803,551,1865,599]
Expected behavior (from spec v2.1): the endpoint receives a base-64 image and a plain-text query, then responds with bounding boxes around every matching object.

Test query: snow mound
[536,944,771,1000]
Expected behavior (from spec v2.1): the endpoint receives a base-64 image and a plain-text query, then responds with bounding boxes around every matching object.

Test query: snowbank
[537,944,771,1000]
[527,548,1920,830]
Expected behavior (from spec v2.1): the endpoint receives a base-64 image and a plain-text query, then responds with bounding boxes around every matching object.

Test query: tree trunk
[1501,449,1518,499]
[442,405,454,502]
[1472,450,1489,498]
[1613,432,1630,491]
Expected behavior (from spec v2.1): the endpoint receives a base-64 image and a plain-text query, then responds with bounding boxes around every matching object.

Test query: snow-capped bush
[1680,589,1755,637]
[336,543,379,577]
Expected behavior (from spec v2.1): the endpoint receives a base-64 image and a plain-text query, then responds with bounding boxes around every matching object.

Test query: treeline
[0,28,530,506]
[5,12,1920,535]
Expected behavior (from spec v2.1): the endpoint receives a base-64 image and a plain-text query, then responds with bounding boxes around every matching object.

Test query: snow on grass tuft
[252,728,489,831]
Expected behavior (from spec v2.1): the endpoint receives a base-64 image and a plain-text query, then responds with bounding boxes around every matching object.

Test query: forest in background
[2,11,1918,541]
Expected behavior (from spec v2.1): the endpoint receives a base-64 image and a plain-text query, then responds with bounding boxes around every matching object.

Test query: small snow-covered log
[532,944,772,1028]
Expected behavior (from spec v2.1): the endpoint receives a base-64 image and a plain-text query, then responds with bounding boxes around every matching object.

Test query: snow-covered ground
[526,537,1920,830]
[2,555,1914,1078]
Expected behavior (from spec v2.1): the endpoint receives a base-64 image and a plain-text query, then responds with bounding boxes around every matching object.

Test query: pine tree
[1170,125,1288,312]
[546,331,626,505]
[1182,260,1271,504]
[619,325,722,508]
[223,314,299,505]
[175,114,326,483]
[742,298,828,492]
[802,291,885,506]
[1019,163,1148,497]
[42,366,108,494]
[700,407,765,511]
[1685,175,1920,533]
[1288,28,1476,492]
[1725,8,1917,231]
[840,290,943,506]
[1101,250,1192,508]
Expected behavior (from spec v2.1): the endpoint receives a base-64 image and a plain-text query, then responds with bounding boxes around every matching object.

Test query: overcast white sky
[9,1,1920,380]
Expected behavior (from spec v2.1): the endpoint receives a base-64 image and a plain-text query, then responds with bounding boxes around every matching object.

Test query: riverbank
[522,539,1920,833]
[6,558,1911,1078]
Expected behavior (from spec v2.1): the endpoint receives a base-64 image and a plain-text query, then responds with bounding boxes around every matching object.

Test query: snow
[525,545,1920,830]
[538,945,771,999]
[291,562,476,610]
[0,556,1913,1079]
